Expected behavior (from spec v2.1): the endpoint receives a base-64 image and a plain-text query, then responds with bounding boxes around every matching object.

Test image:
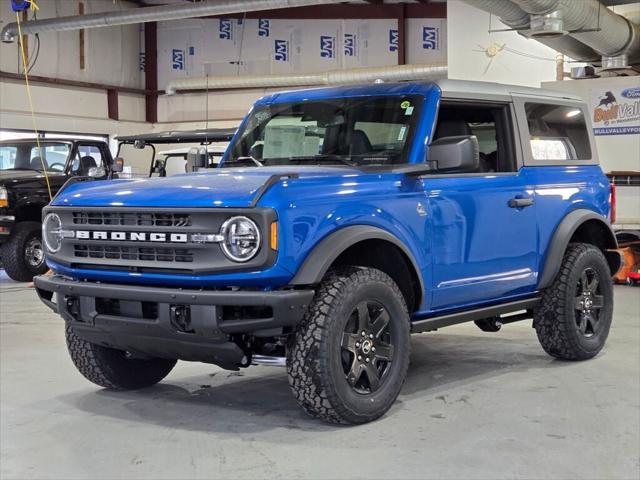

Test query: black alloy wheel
[574,267,604,338]
[287,267,411,424]
[341,300,395,394]
[535,243,614,361]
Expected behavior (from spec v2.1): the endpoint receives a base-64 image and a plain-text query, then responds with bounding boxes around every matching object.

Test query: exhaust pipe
[1,0,344,43]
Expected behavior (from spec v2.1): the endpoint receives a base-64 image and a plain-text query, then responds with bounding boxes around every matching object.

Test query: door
[426,101,538,311]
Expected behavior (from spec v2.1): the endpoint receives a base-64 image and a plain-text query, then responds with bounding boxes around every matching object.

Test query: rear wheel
[287,267,410,424]
[66,326,177,390]
[534,243,614,360]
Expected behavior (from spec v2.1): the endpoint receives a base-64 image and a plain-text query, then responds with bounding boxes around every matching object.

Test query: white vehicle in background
[155,145,228,177]
[116,128,236,178]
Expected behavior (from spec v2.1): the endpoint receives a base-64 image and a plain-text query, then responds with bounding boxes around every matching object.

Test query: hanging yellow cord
[16,10,52,201]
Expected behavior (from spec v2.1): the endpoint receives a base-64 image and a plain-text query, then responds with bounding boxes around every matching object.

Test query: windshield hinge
[250,173,299,208]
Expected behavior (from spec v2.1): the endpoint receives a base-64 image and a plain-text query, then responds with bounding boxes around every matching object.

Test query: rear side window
[525,103,591,161]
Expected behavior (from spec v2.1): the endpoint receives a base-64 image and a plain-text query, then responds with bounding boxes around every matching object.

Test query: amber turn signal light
[270,221,278,251]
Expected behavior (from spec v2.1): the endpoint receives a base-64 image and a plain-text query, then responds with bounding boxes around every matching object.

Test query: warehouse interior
[1,0,639,479]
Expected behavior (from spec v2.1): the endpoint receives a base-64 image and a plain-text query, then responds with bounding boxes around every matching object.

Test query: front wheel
[0,221,48,282]
[66,326,177,390]
[534,243,614,360]
[287,267,410,425]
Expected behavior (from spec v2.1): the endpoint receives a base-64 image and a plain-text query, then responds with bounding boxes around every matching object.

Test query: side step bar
[411,297,541,333]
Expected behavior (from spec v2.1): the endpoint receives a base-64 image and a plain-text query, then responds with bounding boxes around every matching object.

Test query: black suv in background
[0,138,115,281]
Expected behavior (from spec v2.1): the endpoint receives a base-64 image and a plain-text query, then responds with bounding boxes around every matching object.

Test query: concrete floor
[1,271,639,480]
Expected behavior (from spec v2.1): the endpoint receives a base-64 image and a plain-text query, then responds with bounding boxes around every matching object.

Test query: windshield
[0,142,71,171]
[226,95,423,167]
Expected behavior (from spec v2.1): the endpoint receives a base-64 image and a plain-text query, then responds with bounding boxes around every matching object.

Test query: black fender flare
[290,225,425,293]
[538,209,619,289]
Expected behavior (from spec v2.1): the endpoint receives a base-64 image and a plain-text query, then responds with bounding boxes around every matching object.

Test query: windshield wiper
[226,156,263,167]
[275,155,357,168]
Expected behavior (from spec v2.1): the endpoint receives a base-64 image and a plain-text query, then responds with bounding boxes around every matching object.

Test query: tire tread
[286,267,409,424]
[534,243,612,361]
[0,221,47,282]
[66,326,176,390]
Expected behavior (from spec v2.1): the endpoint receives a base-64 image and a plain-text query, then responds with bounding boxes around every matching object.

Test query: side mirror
[187,147,207,170]
[427,135,479,173]
[87,166,107,178]
[196,147,208,168]
[112,157,124,173]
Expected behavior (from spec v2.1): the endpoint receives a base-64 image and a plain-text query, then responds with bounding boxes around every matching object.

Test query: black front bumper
[34,275,314,367]
[0,215,15,244]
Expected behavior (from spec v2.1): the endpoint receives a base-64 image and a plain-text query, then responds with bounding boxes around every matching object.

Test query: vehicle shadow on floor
[59,331,565,433]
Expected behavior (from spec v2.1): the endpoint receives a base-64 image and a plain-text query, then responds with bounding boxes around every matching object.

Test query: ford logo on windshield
[621,87,640,99]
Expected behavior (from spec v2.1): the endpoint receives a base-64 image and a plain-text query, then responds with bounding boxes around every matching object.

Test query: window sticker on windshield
[397,126,407,141]
[400,100,411,109]
[404,106,414,116]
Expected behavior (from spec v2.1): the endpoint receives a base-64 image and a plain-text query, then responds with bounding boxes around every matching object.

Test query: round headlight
[220,216,261,262]
[42,213,63,253]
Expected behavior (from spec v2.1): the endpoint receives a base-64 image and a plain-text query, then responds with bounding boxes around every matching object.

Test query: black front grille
[73,244,194,263]
[47,207,275,274]
[72,211,191,227]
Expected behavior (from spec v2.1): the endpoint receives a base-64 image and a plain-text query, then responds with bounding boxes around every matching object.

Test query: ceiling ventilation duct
[528,10,566,38]
[511,0,640,69]
[1,0,344,43]
[165,64,448,95]
[462,0,601,63]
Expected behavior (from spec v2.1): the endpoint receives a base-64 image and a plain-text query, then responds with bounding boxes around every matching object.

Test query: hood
[0,170,65,187]
[52,166,357,208]
[0,170,44,184]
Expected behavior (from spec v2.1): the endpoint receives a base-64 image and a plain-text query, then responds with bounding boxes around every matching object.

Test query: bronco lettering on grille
[75,231,188,243]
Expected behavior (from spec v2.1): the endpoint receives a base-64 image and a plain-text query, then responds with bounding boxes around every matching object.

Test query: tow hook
[170,304,194,333]
[65,296,81,321]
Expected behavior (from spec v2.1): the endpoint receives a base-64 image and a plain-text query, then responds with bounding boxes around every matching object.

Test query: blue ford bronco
[34,80,621,424]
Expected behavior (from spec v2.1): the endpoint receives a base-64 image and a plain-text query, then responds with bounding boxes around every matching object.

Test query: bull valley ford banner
[590,85,640,136]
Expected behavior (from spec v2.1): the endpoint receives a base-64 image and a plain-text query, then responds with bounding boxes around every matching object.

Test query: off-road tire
[0,221,48,282]
[287,267,410,425]
[534,243,614,361]
[66,326,177,389]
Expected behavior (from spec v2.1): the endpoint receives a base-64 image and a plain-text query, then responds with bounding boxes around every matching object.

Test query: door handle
[508,196,534,208]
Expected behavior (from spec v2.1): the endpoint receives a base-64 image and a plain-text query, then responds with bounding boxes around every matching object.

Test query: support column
[144,22,158,124]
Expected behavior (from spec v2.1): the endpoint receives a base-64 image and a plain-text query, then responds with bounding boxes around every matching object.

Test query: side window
[71,144,105,175]
[29,144,70,171]
[524,103,591,161]
[432,103,515,173]
[0,146,17,169]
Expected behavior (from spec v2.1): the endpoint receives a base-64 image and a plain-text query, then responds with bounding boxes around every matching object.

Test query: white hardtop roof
[435,79,584,102]
[158,145,227,156]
